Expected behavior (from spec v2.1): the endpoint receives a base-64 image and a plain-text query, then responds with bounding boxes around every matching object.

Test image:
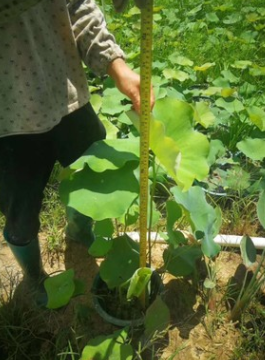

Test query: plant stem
[204,256,217,311]
[148,155,157,266]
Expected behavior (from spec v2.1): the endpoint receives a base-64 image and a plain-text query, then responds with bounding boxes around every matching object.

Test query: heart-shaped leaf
[247,106,265,131]
[60,162,139,221]
[80,328,133,360]
[101,87,130,115]
[127,97,209,190]
[144,296,170,339]
[166,200,186,246]
[163,245,202,276]
[45,269,75,309]
[100,235,139,289]
[69,139,139,172]
[240,235,256,268]
[237,138,265,161]
[171,186,221,258]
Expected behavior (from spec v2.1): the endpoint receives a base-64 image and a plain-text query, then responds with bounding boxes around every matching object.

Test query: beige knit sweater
[0,0,124,137]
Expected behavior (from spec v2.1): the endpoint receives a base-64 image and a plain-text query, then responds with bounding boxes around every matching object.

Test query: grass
[1,0,265,359]
[0,293,53,360]
[40,163,66,251]
[231,304,265,360]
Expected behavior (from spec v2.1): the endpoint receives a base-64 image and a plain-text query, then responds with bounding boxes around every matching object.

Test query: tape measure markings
[139,0,153,272]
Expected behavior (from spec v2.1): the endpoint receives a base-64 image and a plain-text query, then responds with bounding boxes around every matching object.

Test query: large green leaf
[94,218,114,238]
[59,162,139,221]
[171,186,221,258]
[163,68,190,82]
[250,65,265,77]
[153,97,193,135]
[101,116,119,139]
[127,97,209,190]
[187,4,202,16]
[223,13,242,24]
[118,203,139,227]
[231,60,252,69]
[88,220,114,257]
[247,106,265,131]
[68,139,139,172]
[153,99,209,188]
[206,12,219,23]
[221,70,240,84]
[90,93,102,114]
[80,328,133,360]
[215,98,245,114]
[101,87,131,115]
[100,235,140,289]
[237,138,265,161]
[225,167,251,191]
[128,110,181,182]
[168,52,194,66]
[166,200,186,246]
[194,101,216,128]
[207,139,226,167]
[88,237,113,258]
[240,30,258,44]
[144,296,170,339]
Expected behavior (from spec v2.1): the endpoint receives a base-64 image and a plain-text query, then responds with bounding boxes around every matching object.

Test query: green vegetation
[1,0,265,359]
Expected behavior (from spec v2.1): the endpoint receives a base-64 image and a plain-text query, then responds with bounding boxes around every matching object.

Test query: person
[0,0,154,298]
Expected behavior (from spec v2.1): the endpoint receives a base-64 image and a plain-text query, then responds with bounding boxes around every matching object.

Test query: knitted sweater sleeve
[67,0,125,76]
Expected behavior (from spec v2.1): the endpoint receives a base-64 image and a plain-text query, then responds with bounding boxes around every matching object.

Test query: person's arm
[67,0,124,77]
[107,58,154,114]
[67,0,154,113]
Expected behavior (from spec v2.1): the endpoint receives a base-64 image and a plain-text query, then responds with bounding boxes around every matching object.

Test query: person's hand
[107,58,155,114]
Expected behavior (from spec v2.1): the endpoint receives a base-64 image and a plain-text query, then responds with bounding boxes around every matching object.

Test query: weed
[231,305,265,360]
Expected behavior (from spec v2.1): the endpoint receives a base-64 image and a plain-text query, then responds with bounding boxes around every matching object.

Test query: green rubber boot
[4,233,47,305]
[65,207,95,248]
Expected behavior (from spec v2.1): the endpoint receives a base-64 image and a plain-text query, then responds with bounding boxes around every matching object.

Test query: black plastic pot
[91,270,163,327]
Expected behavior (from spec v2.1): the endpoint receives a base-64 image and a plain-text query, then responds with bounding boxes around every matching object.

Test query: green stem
[148,155,157,266]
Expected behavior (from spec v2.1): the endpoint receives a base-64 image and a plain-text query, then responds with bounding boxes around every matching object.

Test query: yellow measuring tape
[139,0,153,272]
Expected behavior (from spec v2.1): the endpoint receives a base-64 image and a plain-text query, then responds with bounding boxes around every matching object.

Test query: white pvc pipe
[124,232,265,250]
[214,234,265,250]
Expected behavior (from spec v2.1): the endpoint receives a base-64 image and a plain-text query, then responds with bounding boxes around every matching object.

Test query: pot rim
[91,270,163,327]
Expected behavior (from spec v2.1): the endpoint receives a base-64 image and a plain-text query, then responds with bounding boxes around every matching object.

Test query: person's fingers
[131,86,155,114]
[130,91,141,114]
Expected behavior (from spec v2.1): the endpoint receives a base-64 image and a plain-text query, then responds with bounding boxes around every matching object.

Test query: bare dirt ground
[0,235,257,360]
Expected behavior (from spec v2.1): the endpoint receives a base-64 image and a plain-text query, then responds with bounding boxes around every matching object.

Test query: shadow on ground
[163,278,205,339]
[0,237,110,360]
